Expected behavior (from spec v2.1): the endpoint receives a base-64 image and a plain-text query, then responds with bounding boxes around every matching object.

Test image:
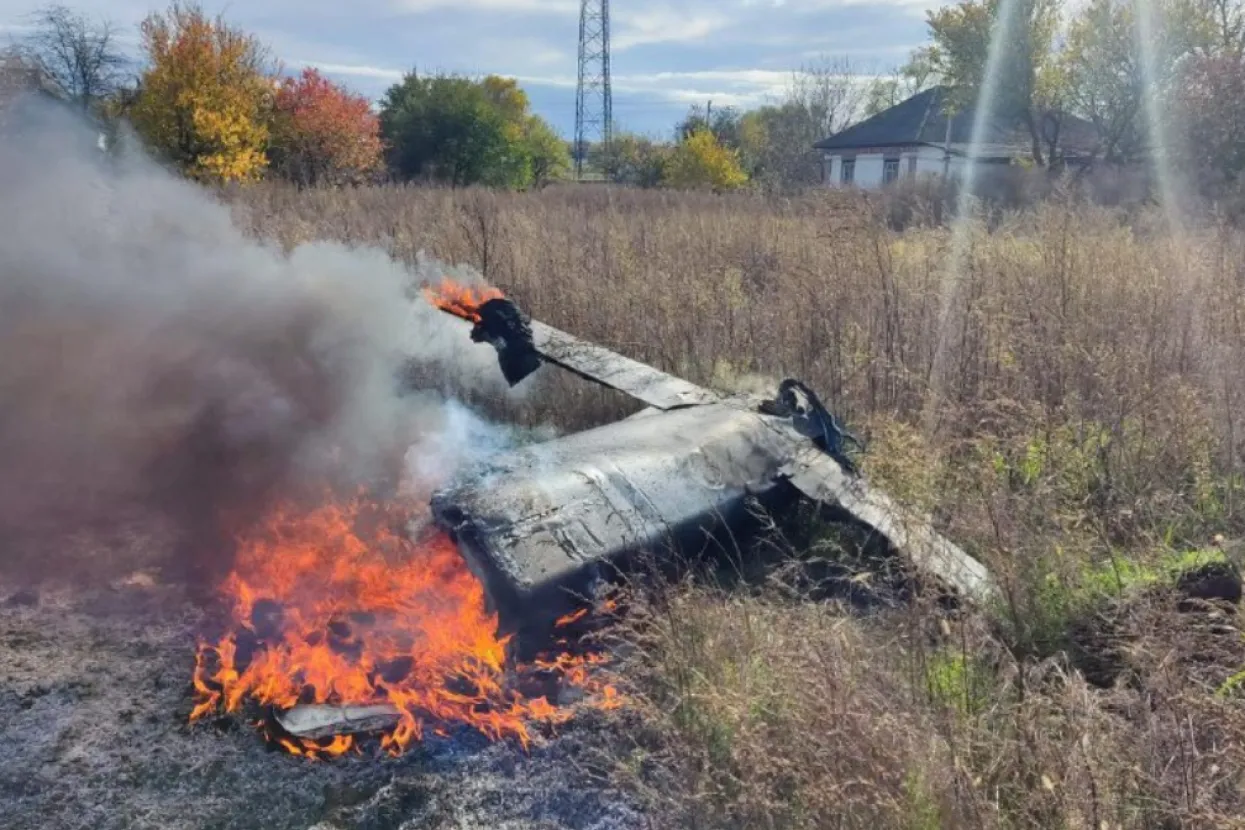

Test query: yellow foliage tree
[129,2,274,182]
[662,128,749,192]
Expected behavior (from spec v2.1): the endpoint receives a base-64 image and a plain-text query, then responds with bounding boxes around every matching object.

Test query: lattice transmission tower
[574,0,612,179]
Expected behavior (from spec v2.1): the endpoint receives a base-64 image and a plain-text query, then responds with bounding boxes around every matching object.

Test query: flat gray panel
[530,321,720,410]
[778,446,997,603]
[430,403,797,629]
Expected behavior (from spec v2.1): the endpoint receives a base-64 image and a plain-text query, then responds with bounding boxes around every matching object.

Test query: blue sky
[0,0,936,138]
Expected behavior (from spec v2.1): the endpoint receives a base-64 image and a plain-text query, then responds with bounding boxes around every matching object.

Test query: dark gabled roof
[814,85,1100,158]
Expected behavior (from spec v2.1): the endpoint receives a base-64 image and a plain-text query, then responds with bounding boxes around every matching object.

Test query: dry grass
[222,181,1245,829]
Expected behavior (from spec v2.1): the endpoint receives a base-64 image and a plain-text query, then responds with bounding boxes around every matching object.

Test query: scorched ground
[0,508,645,830]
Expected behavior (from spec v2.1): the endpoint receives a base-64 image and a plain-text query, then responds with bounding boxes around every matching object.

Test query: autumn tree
[380,72,568,189]
[478,75,569,187]
[128,2,274,183]
[662,128,748,192]
[1162,0,1245,197]
[269,67,382,186]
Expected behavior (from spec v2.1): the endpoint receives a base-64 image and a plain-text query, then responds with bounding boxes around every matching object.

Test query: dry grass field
[206,182,1245,830]
[221,181,1245,830]
[7,174,1241,830]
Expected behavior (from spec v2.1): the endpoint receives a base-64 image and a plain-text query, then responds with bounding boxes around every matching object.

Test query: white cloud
[613,8,734,50]
[294,61,406,81]
[392,0,577,13]
[511,67,794,109]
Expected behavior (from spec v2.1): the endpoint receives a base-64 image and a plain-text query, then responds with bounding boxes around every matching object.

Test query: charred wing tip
[471,297,542,386]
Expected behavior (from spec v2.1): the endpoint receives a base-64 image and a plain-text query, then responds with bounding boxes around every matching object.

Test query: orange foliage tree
[270,67,384,186]
[129,2,273,183]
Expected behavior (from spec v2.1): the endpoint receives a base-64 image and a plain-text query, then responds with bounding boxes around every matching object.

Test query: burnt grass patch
[0,520,645,830]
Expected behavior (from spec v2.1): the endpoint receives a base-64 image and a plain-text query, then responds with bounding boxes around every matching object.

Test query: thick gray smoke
[0,98,514,587]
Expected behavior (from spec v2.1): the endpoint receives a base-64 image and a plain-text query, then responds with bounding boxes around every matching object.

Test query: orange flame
[422,278,504,323]
[190,493,621,759]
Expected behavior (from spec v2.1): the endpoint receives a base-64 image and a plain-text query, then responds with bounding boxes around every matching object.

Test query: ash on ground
[0,517,646,830]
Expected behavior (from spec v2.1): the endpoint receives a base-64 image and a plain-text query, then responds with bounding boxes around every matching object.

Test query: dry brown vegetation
[225,181,1245,829]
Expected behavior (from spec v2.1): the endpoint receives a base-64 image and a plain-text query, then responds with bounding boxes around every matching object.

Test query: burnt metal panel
[430,402,799,632]
[435,294,719,408]
[529,321,721,410]
[778,446,996,602]
[275,703,402,740]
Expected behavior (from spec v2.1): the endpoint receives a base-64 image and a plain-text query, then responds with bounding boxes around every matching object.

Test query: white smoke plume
[0,97,517,586]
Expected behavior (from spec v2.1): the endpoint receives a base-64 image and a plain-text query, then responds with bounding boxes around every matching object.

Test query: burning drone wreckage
[190,278,996,759]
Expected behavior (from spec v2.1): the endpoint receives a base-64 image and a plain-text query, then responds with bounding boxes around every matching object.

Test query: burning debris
[183,276,995,761]
[188,493,622,759]
[0,104,650,827]
[0,100,990,768]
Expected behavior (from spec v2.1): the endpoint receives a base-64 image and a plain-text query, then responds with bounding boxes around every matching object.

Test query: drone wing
[428,285,719,411]
[778,445,997,603]
[528,319,719,410]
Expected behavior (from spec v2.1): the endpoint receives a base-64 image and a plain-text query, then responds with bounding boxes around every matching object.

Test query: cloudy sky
[0,0,937,138]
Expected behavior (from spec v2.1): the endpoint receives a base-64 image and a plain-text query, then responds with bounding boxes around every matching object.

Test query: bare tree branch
[15,4,129,111]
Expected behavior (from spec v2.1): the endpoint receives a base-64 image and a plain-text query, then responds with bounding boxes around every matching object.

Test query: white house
[814,85,1100,190]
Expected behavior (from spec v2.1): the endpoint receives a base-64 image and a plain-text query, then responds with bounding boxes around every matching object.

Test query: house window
[908,155,918,177]
[840,158,855,184]
[883,157,900,184]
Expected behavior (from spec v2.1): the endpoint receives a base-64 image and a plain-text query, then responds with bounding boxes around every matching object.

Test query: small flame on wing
[423,278,504,323]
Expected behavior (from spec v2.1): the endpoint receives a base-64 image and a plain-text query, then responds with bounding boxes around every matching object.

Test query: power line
[574,0,611,178]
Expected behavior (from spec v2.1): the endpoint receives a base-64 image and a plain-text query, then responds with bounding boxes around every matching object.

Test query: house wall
[822,145,965,189]
[912,145,963,178]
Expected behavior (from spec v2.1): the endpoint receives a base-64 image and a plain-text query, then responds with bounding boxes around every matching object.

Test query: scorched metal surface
[425,291,997,637]
[431,400,803,632]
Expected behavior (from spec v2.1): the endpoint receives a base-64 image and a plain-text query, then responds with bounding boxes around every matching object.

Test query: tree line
[4,2,570,188]
[592,59,865,193]
[9,0,1245,195]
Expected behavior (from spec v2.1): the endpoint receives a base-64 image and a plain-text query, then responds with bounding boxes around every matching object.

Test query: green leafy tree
[663,128,748,192]
[1061,0,1145,162]
[380,72,515,186]
[676,103,745,150]
[522,115,571,188]
[379,71,566,189]
[863,58,937,118]
[1062,0,1230,163]
[596,132,669,187]
[921,0,1069,165]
